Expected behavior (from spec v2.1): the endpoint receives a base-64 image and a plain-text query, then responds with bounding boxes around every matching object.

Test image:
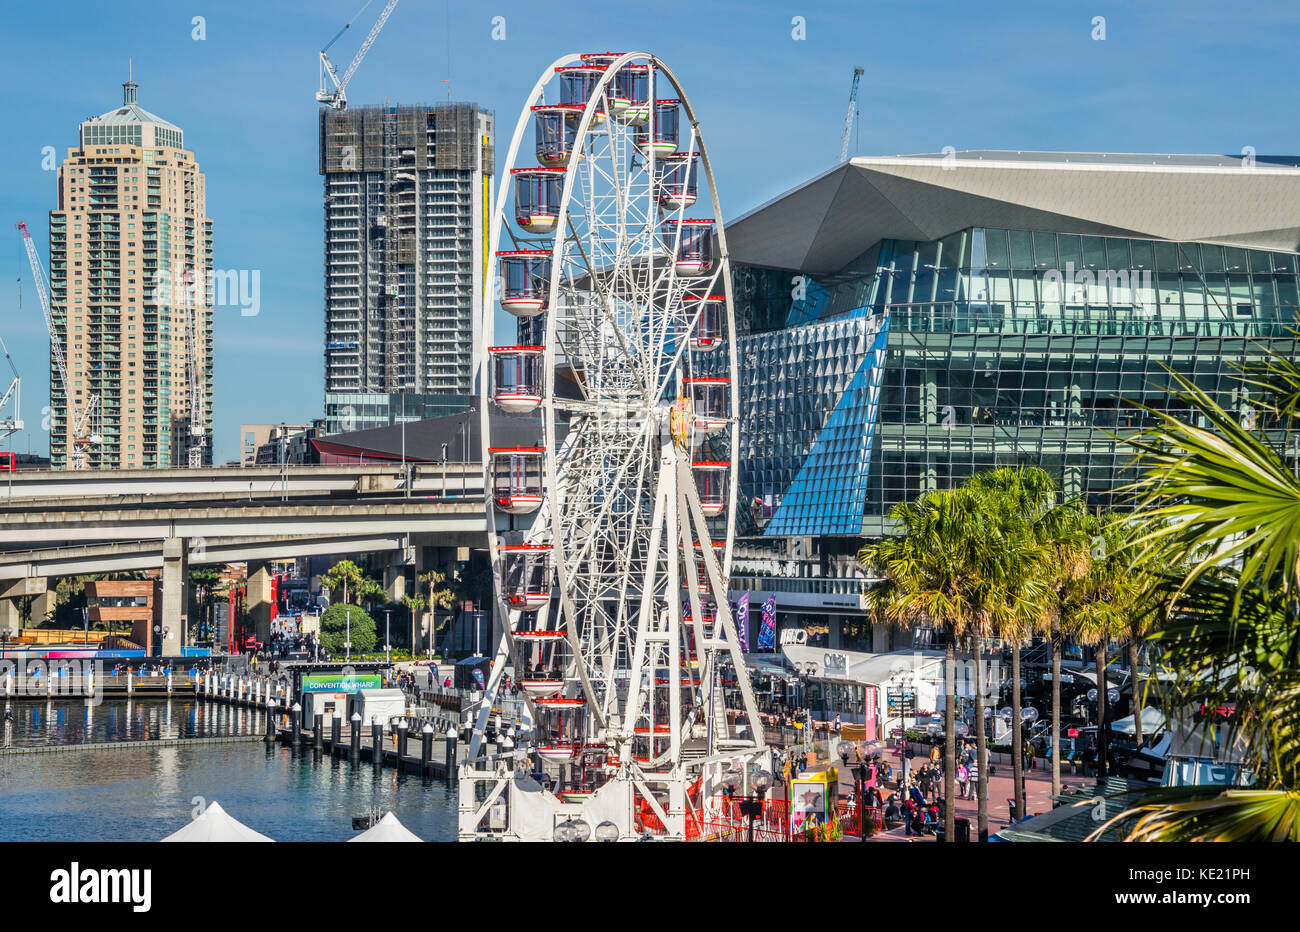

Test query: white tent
[1110,706,1165,736]
[161,801,274,842]
[348,811,422,842]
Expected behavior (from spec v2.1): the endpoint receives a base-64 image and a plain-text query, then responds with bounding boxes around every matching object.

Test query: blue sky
[3,0,1300,463]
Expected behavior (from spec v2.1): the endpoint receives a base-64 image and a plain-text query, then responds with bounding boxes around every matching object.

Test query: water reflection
[0,742,457,842]
[4,697,267,746]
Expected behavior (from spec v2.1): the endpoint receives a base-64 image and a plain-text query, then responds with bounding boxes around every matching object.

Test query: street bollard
[421,723,434,778]
[265,700,277,742]
[445,726,458,781]
[371,719,383,768]
[4,672,11,697]
[207,673,214,697]
[350,712,361,763]
[331,712,341,753]
[167,671,173,695]
[397,720,409,773]
[195,672,202,696]
[290,702,302,748]
[126,671,133,696]
[313,713,323,748]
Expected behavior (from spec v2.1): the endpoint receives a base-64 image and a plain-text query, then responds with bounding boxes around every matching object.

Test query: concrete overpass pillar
[0,599,19,640]
[161,538,188,656]
[247,561,274,647]
[383,565,407,603]
[31,580,56,626]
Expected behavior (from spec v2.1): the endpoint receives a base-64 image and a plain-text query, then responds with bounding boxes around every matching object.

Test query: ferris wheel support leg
[466,632,512,761]
[678,458,767,749]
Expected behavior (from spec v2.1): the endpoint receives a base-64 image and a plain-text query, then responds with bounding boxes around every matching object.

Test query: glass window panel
[937,231,964,270]
[1276,274,1298,307]
[1013,270,1037,309]
[1058,234,1083,271]
[969,229,987,270]
[1270,252,1295,275]
[1227,272,1248,309]
[1200,244,1225,274]
[1180,276,1205,316]
[1154,242,1179,272]
[985,229,1009,269]
[1156,271,1182,313]
[1130,239,1154,271]
[917,237,939,270]
[1178,243,1201,273]
[1223,247,1249,273]
[1009,230,1033,269]
[935,268,959,302]
[1253,277,1277,311]
[1032,231,1058,270]
[1081,237,1102,270]
[988,270,1012,306]
[1106,238,1132,272]
[1249,249,1272,275]
[1203,273,1230,316]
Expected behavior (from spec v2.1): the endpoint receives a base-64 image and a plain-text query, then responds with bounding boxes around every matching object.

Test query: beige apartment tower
[48,76,213,469]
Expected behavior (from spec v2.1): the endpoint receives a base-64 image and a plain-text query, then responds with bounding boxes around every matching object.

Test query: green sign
[301,674,381,694]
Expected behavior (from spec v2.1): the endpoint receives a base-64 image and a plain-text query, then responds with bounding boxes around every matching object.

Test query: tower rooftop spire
[123,60,138,106]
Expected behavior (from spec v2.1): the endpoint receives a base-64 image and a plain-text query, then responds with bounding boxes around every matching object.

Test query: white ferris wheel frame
[473,52,765,779]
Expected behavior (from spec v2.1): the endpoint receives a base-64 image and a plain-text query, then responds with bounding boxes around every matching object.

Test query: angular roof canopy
[726,151,1300,275]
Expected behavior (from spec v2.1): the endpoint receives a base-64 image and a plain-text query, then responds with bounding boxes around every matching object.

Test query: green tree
[859,486,991,844]
[1064,512,1146,781]
[965,466,1064,826]
[1087,354,1300,839]
[323,559,367,607]
[319,602,377,656]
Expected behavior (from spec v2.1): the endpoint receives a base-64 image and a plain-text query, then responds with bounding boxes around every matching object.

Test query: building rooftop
[80,76,183,147]
[727,150,1300,274]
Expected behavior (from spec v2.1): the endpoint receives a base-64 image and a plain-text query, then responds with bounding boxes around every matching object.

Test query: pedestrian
[967,758,980,800]
[833,713,842,735]
[956,761,969,799]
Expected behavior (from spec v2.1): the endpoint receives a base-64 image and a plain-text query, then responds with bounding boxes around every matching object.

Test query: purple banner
[736,592,750,652]
[757,595,777,650]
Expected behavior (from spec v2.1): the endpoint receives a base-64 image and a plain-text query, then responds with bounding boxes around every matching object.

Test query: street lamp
[384,610,391,668]
[721,767,771,842]
[594,820,619,842]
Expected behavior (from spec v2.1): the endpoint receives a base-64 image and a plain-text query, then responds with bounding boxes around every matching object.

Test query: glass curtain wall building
[724,152,1300,540]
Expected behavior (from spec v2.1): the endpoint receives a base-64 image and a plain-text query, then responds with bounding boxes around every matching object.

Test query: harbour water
[0,698,458,842]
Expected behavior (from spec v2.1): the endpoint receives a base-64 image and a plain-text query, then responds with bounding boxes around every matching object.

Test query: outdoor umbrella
[348,811,423,842]
[161,801,274,842]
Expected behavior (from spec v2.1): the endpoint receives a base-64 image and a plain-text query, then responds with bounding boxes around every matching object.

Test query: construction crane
[0,333,21,440]
[838,66,864,164]
[16,221,101,469]
[183,265,205,467]
[317,0,401,111]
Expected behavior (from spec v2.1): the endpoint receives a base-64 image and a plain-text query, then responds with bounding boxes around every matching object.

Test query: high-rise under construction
[319,103,493,434]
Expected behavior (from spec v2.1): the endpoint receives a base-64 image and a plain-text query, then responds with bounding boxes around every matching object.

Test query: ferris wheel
[472,52,766,812]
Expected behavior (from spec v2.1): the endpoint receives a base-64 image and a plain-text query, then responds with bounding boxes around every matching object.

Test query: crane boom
[838,67,864,164]
[16,221,100,468]
[317,0,400,111]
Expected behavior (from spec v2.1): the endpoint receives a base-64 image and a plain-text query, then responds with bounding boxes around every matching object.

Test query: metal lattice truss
[473,53,765,782]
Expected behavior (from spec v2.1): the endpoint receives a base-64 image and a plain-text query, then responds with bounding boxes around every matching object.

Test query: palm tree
[1064,512,1144,782]
[966,466,1063,823]
[859,486,991,843]
[402,593,427,652]
[1088,355,1300,839]
[323,559,366,606]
